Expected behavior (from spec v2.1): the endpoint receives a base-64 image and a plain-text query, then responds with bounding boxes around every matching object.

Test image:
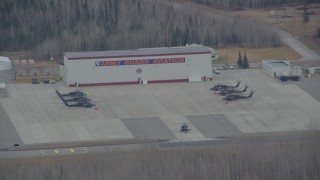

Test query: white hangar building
[262,60,296,78]
[62,45,213,87]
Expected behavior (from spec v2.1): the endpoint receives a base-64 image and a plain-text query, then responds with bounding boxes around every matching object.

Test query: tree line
[0,0,281,55]
[191,0,320,10]
[0,136,319,180]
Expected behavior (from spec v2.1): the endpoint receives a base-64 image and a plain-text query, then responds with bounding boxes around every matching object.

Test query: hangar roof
[268,61,290,67]
[65,46,211,60]
[263,60,290,68]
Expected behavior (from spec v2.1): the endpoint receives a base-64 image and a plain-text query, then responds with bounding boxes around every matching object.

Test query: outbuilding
[0,56,11,70]
[291,60,320,77]
[62,45,212,87]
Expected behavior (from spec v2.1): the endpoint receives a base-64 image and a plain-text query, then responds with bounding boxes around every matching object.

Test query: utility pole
[225,50,228,66]
[50,54,54,75]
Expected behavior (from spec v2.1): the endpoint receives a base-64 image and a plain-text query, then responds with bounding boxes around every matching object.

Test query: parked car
[212,67,221,74]
[43,79,56,84]
[213,69,220,74]
[223,64,235,70]
[31,78,40,84]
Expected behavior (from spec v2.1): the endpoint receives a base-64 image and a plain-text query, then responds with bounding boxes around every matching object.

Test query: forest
[0,0,281,54]
[1,136,319,180]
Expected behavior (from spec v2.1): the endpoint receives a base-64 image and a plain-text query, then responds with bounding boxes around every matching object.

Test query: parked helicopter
[180,123,191,133]
[56,90,95,108]
[60,90,86,97]
[218,85,247,96]
[223,91,254,101]
[66,101,95,108]
[63,96,92,102]
[210,80,240,91]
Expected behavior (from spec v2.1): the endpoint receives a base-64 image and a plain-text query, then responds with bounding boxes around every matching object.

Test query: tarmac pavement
[0,69,320,148]
[0,89,22,148]
[289,76,320,102]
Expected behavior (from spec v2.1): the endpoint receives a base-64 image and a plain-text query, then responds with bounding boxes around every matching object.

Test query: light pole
[50,54,54,75]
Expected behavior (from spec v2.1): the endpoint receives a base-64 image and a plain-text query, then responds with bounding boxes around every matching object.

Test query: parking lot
[0,69,320,147]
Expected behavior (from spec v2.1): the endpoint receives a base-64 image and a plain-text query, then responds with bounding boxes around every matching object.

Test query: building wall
[262,60,292,78]
[64,53,211,86]
[274,67,291,77]
[0,57,11,70]
[262,61,275,77]
[292,66,302,76]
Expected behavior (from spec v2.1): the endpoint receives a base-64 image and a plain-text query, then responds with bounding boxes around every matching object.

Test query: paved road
[0,133,318,159]
[158,134,319,149]
[0,144,152,159]
[0,140,162,159]
[277,30,320,60]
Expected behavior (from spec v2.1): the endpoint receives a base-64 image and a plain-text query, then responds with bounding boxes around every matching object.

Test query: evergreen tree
[237,52,242,68]
[242,51,249,69]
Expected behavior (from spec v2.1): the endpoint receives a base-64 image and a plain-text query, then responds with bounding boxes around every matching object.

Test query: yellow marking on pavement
[38,148,89,157]
[80,147,89,153]
[54,148,75,154]
[40,150,46,156]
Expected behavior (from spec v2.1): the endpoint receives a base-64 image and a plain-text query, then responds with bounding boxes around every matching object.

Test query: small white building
[0,82,6,89]
[262,60,295,78]
[62,45,212,87]
[290,60,320,76]
[306,67,320,75]
[0,56,11,70]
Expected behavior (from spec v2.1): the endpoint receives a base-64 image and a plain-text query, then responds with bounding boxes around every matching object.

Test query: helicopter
[56,90,95,108]
[66,101,95,108]
[60,90,86,97]
[56,90,86,97]
[223,91,254,101]
[210,80,240,91]
[63,96,92,102]
[180,123,191,133]
[218,85,247,96]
